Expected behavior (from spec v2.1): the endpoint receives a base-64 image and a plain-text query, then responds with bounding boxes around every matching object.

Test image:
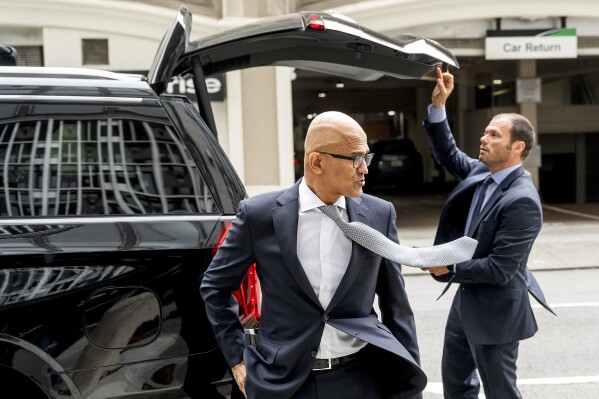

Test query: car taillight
[212,223,261,321]
[307,14,325,31]
[235,264,261,320]
[212,223,232,257]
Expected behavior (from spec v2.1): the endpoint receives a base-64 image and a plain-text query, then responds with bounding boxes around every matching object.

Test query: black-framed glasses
[317,151,374,168]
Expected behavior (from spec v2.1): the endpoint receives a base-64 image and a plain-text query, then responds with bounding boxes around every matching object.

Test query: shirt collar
[299,178,346,213]
[490,163,521,185]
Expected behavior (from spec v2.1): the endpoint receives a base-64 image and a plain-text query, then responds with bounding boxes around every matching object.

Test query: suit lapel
[447,173,487,213]
[435,174,484,242]
[272,182,321,307]
[469,166,525,235]
[325,196,369,311]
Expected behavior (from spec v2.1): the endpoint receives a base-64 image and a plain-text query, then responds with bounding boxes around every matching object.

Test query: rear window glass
[0,106,216,216]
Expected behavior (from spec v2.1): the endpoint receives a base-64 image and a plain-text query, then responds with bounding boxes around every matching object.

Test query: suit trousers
[441,299,522,399]
[290,351,383,399]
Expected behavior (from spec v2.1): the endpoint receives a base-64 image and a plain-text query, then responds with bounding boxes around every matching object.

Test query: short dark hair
[496,113,535,160]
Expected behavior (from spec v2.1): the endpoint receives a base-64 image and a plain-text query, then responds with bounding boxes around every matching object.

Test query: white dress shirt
[297,178,366,358]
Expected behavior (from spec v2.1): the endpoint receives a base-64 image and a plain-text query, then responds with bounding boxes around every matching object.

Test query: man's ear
[307,152,323,174]
[513,140,525,155]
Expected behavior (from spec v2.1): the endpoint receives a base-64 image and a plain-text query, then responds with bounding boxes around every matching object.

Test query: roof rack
[0,66,146,81]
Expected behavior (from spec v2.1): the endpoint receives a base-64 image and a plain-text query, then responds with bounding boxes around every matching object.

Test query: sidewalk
[381,194,599,275]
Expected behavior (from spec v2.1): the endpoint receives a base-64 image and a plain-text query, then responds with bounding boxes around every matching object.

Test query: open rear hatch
[147,6,459,330]
[175,11,458,80]
[148,6,458,135]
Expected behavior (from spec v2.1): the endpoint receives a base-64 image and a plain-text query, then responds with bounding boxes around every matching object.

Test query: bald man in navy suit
[202,111,425,399]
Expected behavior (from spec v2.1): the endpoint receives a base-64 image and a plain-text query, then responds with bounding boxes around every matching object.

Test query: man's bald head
[304,111,367,154]
[302,111,370,204]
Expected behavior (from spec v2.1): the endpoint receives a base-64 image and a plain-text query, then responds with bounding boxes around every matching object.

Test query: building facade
[2,0,599,202]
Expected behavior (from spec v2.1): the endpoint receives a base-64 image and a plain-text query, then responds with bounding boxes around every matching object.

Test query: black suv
[0,6,457,398]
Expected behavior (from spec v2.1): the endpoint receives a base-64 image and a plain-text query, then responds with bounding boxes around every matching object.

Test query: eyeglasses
[317,151,374,168]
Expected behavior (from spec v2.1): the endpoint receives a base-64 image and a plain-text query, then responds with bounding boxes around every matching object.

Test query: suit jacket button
[311,351,317,358]
[322,314,329,321]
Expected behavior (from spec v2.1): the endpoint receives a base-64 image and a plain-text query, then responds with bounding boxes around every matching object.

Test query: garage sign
[485,28,577,60]
[166,73,226,102]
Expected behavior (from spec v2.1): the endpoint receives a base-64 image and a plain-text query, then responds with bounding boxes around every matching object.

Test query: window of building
[82,38,109,65]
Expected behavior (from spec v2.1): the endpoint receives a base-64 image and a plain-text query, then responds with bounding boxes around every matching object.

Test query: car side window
[0,104,217,216]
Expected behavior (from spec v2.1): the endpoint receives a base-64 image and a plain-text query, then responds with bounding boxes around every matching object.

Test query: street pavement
[377,192,599,398]
[379,192,599,275]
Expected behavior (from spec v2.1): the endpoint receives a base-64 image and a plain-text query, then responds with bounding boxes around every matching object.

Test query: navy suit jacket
[423,118,555,345]
[200,180,426,399]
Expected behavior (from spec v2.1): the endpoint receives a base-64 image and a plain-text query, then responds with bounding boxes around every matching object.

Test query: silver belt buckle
[314,358,332,371]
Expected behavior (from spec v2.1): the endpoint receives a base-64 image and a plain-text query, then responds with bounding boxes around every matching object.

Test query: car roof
[0,66,157,99]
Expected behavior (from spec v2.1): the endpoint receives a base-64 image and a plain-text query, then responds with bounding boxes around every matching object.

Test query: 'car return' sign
[485,28,577,60]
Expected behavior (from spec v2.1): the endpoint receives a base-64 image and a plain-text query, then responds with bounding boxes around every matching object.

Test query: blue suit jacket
[423,118,555,345]
[200,180,426,399]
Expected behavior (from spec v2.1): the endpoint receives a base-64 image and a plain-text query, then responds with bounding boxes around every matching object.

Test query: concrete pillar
[240,67,295,194]
[219,66,295,197]
[221,0,247,18]
[517,59,540,190]
[219,1,296,196]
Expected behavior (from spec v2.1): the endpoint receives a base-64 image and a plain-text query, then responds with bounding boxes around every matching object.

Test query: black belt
[312,353,359,371]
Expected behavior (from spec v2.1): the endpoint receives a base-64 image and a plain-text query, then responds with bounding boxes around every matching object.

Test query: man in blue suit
[201,111,425,399]
[422,67,555,399]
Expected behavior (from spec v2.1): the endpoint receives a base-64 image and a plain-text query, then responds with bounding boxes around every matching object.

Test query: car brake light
[212,223,261,321]
[307,14,325,31]
[211,223,231,257]
[236,264,261,320]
